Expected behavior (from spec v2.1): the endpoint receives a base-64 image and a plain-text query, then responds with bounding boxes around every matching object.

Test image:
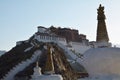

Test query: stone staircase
[1,50,41,80]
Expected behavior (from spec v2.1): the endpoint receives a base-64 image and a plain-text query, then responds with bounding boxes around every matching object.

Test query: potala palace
[1,4,120,80]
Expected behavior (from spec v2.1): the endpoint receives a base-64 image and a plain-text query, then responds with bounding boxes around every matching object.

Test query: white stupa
[31,62,42,80]
[77,4,120,80]
[31,46,63,80]
[81,47,120,79]
[31,61,63,80]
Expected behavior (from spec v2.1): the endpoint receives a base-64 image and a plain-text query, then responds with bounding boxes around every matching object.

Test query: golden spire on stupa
[96,4,109,42]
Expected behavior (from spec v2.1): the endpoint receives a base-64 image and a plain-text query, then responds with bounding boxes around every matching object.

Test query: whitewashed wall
[68,42,91,54]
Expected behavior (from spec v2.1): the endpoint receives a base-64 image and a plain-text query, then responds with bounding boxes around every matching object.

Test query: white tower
[31,62,42,80]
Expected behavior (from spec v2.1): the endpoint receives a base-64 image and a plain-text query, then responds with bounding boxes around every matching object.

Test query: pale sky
[0,0,120,51]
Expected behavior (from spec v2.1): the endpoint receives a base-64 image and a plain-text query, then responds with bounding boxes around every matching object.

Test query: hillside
[0,26,88,80]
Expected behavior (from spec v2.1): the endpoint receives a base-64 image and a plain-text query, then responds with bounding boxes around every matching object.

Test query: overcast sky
[0,0,120,51]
